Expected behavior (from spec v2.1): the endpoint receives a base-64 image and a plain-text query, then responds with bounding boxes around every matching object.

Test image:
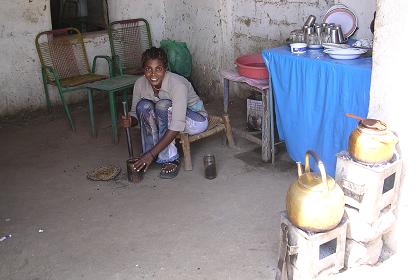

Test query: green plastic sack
[160,39,192,78]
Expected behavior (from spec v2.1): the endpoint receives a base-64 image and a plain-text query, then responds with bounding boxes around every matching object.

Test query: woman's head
[142,47,168,90]
[141,47,168,69]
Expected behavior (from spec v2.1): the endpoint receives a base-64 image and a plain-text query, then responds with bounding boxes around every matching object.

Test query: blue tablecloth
[262,46,372,176]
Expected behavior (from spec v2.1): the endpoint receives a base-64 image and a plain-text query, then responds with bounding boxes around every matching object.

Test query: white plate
[322,43,350,49]
[326,4,348,14]
[324,48,367,60]
[326,53,362,60]
[323,7,358,38]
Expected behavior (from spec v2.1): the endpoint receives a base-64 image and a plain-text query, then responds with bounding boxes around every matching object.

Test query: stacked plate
[323,4,358,39]
[323,48,367,60]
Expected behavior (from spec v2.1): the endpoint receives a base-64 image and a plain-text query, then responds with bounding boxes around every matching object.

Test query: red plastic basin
[235,54,269,80]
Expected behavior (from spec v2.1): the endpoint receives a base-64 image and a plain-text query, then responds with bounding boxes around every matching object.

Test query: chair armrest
[92,55,113,77]
[42,65,62,87]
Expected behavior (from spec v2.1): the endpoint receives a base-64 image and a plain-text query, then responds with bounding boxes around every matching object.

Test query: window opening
[50,0,109,33]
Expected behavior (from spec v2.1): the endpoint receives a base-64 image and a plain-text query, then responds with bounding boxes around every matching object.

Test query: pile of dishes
[323,4,358,39]
[288,4,358,50]
[323,48,367,60]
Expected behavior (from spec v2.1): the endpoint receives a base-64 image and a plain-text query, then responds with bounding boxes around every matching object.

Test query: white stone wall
[0,0,166,117]
[335,0,376,40]
[368,0,419,261]
[0,0,52,116]
[163,0,224,99]
[0,0,376,115]
[108,0,166,46]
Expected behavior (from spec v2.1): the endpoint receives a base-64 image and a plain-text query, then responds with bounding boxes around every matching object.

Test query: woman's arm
[133,129,178,171]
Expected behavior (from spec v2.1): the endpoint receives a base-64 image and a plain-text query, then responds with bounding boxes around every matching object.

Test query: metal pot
[348,118,398,164]
[286,150,345,232]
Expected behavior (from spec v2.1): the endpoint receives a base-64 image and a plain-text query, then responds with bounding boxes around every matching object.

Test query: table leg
[269,75,275,165]
[87,89,96,137]
[223,78,229,113]
[108,91,118,144]
[261,89,271,163]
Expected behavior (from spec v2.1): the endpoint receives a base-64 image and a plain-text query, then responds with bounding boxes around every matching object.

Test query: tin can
[335,25,345,43]
[304,15,316,27]
[126,158,144,183]
[203,154,217,180]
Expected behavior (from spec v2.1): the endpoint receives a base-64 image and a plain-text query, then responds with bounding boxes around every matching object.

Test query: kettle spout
[296,162,303,177]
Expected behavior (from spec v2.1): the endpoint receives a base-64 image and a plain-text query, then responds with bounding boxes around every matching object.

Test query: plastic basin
[235,54,269,80]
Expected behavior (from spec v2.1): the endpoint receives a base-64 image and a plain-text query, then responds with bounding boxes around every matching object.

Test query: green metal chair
[35,27,113,131]
[109,18,152,75]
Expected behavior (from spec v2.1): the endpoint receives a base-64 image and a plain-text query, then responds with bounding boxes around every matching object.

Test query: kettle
[347,115,398,164]
[286,150,345,232]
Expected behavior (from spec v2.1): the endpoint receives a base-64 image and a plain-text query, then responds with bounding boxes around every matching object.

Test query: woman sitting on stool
[121,47,208,179]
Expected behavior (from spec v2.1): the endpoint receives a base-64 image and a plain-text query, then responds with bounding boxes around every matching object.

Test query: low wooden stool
[176,114,235,171]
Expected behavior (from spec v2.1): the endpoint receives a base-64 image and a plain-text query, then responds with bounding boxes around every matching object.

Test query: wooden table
[85,74,139,143]
[222,70,275,163]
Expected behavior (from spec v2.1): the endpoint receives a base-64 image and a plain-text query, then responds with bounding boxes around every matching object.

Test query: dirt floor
[1,94,404,280]
[0,95,298,280]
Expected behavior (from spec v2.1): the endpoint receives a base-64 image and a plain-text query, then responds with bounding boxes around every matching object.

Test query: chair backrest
[109,18,152,74]
[35,27,91,82]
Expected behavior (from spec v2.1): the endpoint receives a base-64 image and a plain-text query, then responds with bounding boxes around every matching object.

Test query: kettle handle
[304,150,328,190]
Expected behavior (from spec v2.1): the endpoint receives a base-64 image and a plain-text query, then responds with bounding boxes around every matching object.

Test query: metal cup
[303,25,314,43]
[330,28,340,44]
[325,25,335,35]
[203,154,217,180]
[315,25,323,37]
[126,158,144,183]
[335,25,345,43]
[304,15,316,27]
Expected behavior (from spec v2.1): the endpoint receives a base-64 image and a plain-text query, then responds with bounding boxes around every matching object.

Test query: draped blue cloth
[262,46,372,176]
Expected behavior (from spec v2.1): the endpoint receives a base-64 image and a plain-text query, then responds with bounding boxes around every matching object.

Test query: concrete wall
[0,1,52,116]
[368,0,418,260]
[163,0,224,100]
[0,0,166,117]
[232,0,334,56]
[162,0,340,99]
[0,0,376,116]
[335,0,376,40]
[108,0,165,46]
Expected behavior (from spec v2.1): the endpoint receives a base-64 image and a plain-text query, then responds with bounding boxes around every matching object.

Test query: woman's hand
[133,152,155,172]
[120,115,132,128]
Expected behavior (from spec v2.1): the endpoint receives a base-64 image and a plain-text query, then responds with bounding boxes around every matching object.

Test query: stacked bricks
[276,211,348,280]
[335,151,402,268]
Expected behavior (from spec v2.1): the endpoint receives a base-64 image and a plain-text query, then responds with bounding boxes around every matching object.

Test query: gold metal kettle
[348,117,398,164]
[286,150,345,232]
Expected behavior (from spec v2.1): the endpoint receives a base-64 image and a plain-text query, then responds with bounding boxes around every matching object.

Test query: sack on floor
[160,39,192,78]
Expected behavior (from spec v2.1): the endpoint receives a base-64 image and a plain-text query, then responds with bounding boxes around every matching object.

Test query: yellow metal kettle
[286,150,345,232]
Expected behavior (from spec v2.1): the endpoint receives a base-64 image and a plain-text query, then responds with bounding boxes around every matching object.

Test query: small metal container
[314,25,323,37]
[304,15,316,27]
[325,25,335,35]
[203,154,217,180]
[334,25,345,43]
[330,28,340,44]
[303,25,314,42]
[303,25,314,34]
[127,158,144,183]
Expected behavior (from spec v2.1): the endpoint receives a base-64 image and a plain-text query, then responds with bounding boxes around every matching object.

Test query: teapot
[286,150,345,232]
[347,115,398,164]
